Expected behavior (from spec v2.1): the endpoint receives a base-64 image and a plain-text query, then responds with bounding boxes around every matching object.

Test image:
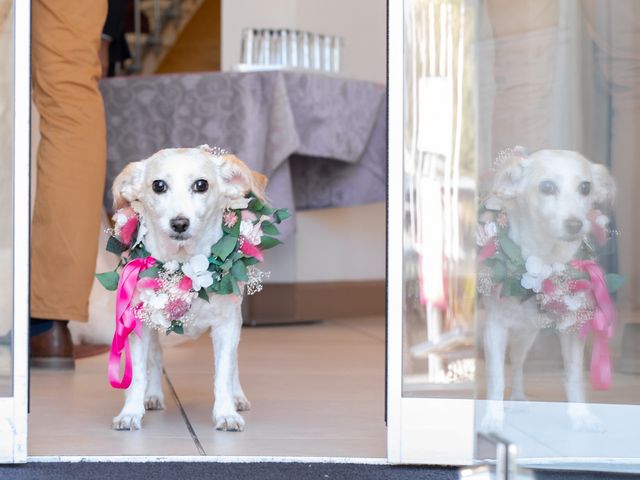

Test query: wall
[222,0,387,283]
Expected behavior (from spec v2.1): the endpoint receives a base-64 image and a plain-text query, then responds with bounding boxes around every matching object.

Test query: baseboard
[246,280,386,325]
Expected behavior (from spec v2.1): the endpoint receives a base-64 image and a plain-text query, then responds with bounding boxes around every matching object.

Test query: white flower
[114,213,128,227]
[552,263,566,273]
[226,197,251,210]
[595,215,610,228]
[139,289,168,310]
[163,260,180,272]
[484,222,497,238]
[564,293,585,312]
[181,254,214,291]
[521,256,553,293]
[133,218,147,247]
[150,310,171,329]
[240,219,263,245]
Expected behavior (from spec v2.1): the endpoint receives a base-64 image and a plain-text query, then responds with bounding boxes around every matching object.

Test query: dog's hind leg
[481,319,508,433]
[113,326,151,430]
[508,326,538,401]
[559,331,605,432]
[145,329,165,410]
[211,307,245,431]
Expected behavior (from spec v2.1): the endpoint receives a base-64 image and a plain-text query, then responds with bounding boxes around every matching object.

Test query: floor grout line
[327,319,386,343]
[163,367,207,456]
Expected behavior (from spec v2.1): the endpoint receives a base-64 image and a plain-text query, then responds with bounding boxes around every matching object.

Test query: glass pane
[403,0,640,468]
[0,0,13,397]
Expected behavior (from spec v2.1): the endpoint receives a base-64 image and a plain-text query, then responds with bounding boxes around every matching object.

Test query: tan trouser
[31,0,108,321]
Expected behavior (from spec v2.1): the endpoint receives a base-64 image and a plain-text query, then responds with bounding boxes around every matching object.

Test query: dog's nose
[170,216,190,234]
[564,217,583,235]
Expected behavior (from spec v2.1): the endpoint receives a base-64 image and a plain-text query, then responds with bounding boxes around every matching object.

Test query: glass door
[388,0,640,472]
[0,0,29,463]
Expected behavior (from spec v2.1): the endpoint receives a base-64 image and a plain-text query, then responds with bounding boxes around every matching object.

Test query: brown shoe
[30,320,75,370]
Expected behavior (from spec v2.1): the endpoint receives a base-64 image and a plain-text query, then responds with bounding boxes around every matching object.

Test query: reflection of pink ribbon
[108,257,156,389]
[571,259,615,390]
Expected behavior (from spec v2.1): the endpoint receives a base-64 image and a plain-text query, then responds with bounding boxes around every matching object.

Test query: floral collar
[476,207,623,331]
[97,193,289,335]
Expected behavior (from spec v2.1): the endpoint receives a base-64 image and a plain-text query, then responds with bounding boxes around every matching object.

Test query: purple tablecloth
[101,70,387,237]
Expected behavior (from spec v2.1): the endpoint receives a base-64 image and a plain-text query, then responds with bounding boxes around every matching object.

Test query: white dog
[480,148,615,433]
[110,147,268,431]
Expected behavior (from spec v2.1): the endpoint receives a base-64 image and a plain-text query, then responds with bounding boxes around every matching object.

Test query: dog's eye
[538,180,558,195]
[152,180,168,194]
[193,179,209,193]
[579,181,591,196]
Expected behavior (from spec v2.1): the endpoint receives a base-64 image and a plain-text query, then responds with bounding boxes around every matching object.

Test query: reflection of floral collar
[97,193,290,335]
[476,207,623,330]
[477,207,623,391]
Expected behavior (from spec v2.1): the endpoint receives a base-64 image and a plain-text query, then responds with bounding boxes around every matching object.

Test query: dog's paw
[112,412,144,431]
[235,395,251,412]
[144,395,165,411]
[479,413,504,434]
[214,411,245,432]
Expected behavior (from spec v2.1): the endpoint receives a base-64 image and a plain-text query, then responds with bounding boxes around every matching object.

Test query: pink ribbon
[572,259,615,391]
[108,256,156,389]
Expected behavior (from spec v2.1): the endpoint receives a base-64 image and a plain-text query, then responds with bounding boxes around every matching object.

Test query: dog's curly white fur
[481,149,615,433]
[111,147,267,432]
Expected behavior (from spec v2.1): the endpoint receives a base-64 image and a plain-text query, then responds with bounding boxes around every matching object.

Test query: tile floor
[28,316,387,458]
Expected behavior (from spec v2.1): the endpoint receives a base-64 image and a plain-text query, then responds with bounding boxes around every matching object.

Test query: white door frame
[0,0,30,463]
[386,0,475,464]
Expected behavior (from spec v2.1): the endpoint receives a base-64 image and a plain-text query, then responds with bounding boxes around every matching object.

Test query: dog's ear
[112,161,146,210]
[591,162,616,207]
[485,148,528,209]
[217,154,268,202]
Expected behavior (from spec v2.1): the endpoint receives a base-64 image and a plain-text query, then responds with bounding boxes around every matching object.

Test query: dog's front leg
[144,329,165,410]
[481,319,508,433]
[211,311,245,431]
[559,330,604,432]
[112,326,151,430]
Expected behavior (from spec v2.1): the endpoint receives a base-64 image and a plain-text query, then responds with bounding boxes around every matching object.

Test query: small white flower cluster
[520,256,555,293]
[245,266,269,295]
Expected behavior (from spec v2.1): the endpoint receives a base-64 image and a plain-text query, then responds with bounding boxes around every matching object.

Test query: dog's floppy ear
[217,154,268,202]
[485,147,528,210]
[112,161,146,210]
[591,162,616,207]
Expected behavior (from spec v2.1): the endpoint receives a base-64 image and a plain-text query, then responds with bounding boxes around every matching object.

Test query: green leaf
[242,257,260,266]
[490,262,507,283]
[259,235,282,250]
[218,275,234,295]
[197,288,210,302]
[497,232,524,265]
[261,205,274,215]
[96,271,120,291]
[211,234,238,261]
[501,277,529,298]
[249,197,264,212]
[605,273,625,293]
[231,260,248,281]
[166,322,184,335]
[139,265,161,278]
[273,209,291,224]
[261,221,280,236]
[106,236,128,255]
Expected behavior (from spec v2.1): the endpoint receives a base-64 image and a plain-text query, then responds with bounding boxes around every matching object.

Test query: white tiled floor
[28,316,387,458]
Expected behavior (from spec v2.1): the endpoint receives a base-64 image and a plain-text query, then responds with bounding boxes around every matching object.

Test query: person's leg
[30,0,108,367]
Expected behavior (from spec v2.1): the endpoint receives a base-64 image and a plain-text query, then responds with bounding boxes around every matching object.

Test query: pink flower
[478,240,497,262]
[178,275,193,292]
[239,236,264,261]
[542,279,556,295]
[119,216,139,246]
[223,211,238,228]
[241,210,257,221]
[138,277,161,290]
[165,298,190,321]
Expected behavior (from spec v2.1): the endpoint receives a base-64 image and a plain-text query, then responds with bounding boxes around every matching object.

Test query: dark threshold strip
[163,367,207,456]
